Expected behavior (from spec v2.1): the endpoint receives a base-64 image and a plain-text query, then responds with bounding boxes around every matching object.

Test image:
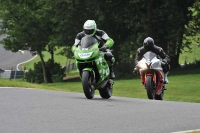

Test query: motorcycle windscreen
[80,35,98,49]
[143,51,157,61]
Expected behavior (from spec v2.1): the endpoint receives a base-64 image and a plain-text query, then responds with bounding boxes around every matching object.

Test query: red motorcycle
[136,51,165,100]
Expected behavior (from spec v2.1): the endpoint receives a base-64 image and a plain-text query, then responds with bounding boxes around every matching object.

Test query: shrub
[25,59,65,83]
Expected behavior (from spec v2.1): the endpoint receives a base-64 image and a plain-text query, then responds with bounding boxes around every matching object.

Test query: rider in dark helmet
[143,37,154,51]
[133,37,171,84]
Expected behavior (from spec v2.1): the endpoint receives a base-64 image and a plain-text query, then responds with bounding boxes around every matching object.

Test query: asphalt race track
[0,87,200,133]
[0,35,33,70]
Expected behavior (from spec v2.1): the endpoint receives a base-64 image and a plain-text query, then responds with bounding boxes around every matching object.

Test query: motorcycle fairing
[95,52,109,84]
[143,51,162,70]
[74,44,99,61]
[154,70,164,95]
[74,36,109,87]
[138,51,165,97]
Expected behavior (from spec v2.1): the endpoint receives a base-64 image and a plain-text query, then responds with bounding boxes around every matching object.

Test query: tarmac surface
[0,34,34,70]
[0,87,200,133]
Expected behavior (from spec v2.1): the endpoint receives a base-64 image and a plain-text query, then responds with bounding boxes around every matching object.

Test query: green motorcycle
[73,35,114,99]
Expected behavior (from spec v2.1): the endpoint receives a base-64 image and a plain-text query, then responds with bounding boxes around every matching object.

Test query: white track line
[0,87,34,89]
[172,129,200,133]
[17,54,37,70]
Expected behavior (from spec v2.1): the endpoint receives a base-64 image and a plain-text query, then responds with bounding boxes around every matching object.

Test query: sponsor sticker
[78,52,93,59]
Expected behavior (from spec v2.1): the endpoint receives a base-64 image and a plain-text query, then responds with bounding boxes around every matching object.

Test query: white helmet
[83,20,97,36]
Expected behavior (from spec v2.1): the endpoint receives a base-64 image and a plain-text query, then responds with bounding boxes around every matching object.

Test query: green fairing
[95,52,110,84]
[105,38,114,48]
[72,37,114,53]
[74,37,110,87]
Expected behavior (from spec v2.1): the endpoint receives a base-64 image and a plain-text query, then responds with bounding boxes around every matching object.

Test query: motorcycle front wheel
[146,76,155,99]
[82,71,95,99]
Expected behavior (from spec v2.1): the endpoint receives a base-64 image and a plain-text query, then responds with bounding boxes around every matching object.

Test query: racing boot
[164,72,169,84]
[109,66,115,79]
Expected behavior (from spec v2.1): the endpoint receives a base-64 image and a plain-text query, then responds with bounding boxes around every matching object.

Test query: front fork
[82,68,96,85]
[141,71,156,89]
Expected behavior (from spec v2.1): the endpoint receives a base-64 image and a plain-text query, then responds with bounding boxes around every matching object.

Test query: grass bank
[179,43,200,64]
[1,66,199,103]
[22,49,71,70]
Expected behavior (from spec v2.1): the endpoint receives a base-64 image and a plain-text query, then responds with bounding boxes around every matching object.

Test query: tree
[142,0,195,67]
[97,0,195,74]
[55,0,195,75]
[183,0,200,62]
[0,0,56,83]
[0,0,196,79]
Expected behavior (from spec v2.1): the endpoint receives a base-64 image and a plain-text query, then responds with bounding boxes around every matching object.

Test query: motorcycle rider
[133,37,170,84]
[71,20,115,79]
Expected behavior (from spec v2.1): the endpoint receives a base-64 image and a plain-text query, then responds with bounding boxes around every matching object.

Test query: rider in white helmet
[72,20,115,79]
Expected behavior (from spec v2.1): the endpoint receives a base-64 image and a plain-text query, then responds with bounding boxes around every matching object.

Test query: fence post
[68,60,71,74]
[10,68,13,80]
[22,67,26,81]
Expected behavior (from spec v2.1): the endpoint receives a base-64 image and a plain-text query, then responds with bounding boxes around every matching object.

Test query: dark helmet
[143,37,154,51]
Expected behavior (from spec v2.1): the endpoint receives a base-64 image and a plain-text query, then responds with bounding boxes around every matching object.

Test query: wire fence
[0,60,76,79]
[0,70,25,79]
[64,60,76,74]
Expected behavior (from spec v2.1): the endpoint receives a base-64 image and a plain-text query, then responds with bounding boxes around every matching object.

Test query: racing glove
[133,67,139,75]
[99,46,107,52]
[162,59,167,65]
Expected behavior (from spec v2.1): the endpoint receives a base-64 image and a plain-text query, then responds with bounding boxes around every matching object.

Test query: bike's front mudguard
[80,68,94,79]
[140,70,164,95]
[139,69,156,85]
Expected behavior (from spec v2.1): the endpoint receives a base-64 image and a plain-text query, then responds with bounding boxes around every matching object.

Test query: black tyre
[155,93,164,100]
[146,76,154,99]
[155,86,164,100]
[99,81,113,99]
[82,71,95,99]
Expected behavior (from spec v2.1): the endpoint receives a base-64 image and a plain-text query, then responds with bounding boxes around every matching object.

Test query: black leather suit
[135,45,170,73]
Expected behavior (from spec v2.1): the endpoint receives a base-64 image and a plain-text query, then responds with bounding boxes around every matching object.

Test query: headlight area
[138,63,148,69]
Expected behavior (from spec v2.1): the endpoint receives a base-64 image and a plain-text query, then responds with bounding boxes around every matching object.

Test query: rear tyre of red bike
[155,86,164,100]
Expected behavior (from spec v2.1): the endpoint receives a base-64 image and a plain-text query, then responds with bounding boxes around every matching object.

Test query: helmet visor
[144,45,152,51]
[144,43,153,51]
[84,29,94,35]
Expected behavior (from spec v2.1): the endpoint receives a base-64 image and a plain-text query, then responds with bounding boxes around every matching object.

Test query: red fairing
[154,70,164,95]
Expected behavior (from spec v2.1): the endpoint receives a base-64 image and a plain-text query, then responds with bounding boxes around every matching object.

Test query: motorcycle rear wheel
[82,71,95,99]
[99,80,113,99]
[155,93,164,100]
[146,76,155,99]
[155,86,164,100]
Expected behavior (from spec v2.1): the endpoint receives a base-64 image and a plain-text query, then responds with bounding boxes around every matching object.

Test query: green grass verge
[185,131,200,133]
[13,45,200,103]
[1,67,199,103]
[23,49,72,70]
